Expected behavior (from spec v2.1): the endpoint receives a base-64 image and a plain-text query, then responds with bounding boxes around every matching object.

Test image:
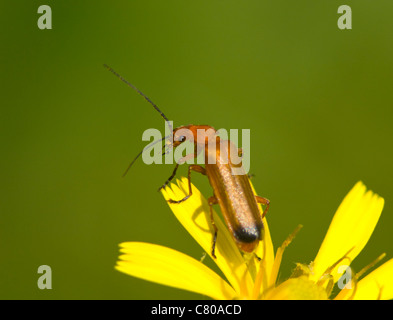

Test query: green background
[1,1,392,299]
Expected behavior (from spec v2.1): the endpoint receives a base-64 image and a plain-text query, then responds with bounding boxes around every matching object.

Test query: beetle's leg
[158,163,180,191]
[159,152,197,192]
[247,173,255,179]
[208,195,219,259]
[255,196,270,219]
[167,165,206,204]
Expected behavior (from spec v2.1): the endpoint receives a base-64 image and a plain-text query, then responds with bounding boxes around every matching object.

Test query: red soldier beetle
[105,65,270,259]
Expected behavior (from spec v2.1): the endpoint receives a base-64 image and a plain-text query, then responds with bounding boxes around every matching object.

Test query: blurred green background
[1,1,392,299]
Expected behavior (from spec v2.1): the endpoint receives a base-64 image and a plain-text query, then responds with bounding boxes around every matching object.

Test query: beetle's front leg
[167,165,206,204]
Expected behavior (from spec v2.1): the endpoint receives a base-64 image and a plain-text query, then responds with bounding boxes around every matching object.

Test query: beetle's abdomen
[233,223,263,253]
[233,225,261,243]
[205,140,264,254]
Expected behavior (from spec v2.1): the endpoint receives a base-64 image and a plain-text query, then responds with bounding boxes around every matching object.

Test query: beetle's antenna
[122,135,171,177]
[104,64,174,176]
[103,64,172,132]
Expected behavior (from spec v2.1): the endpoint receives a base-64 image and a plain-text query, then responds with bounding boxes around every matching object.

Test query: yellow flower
[116,178,392,299]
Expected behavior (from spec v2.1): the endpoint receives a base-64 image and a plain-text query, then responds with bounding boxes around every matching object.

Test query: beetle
[105,65,270,258]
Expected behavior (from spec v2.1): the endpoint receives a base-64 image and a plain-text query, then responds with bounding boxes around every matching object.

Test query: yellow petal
[249,182,275,282]
[311,182,385,282]
[161,178,254,297]
[352,258,393,300]
[263,276,328,300]
[116,242,237,300]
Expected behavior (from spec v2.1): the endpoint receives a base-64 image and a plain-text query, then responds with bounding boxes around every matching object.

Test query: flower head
[116,178,392,299]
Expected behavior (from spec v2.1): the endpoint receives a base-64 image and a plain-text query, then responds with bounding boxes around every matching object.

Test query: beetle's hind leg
[255,196,270,219]
[208,196,219,259]
[167,165,206,204]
